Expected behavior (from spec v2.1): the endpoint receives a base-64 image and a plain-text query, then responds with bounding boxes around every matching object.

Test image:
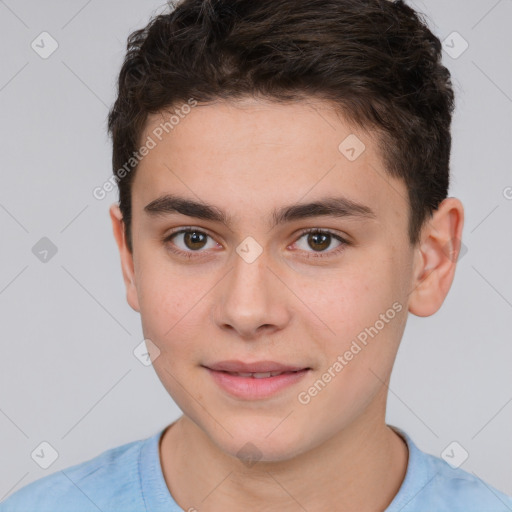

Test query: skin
[110,98,464,511]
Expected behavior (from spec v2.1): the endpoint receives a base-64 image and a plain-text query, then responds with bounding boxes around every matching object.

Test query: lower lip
[205,368,310,400]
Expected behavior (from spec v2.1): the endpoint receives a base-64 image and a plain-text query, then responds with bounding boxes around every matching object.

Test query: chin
[211,418,310,465]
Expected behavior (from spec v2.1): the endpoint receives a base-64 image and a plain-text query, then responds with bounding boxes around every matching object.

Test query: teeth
[226,370,297,378]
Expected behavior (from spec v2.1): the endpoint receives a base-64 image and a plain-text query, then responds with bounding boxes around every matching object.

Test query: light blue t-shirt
[1,425,511,511]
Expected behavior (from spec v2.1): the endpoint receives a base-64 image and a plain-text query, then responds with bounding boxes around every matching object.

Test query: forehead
[133,98,408,231]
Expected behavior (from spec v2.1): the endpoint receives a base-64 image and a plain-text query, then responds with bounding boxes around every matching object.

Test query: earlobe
[109,203,140,313]
[408,197,465,317]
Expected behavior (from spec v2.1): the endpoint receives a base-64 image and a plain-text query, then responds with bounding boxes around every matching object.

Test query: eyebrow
[143,193,376,229]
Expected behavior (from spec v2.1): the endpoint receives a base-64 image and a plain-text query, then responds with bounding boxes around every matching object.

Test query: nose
[212,248,291,340]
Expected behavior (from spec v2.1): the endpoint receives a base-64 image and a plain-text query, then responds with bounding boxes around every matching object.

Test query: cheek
[137,268,207,403]
[312,268,389,329]
[136,260,209,349]
[309,255,407,363]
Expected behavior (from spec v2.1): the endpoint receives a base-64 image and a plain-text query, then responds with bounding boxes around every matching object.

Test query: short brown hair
[107,0,455,253]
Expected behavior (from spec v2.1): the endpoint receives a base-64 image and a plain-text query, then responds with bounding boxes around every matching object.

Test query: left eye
[293,229,346,254]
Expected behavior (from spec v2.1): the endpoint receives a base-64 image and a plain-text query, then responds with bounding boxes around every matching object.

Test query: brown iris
[184,231,208,250]
[307,232,331,251]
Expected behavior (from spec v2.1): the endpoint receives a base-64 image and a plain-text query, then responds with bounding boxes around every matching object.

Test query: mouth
[202,361,311,400]
[214,369,306,378]
[203,359,311,373]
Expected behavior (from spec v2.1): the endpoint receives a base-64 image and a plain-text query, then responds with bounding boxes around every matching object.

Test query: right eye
[162,228,221,258]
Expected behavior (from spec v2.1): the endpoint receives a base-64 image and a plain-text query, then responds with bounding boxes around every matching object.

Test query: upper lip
[204,360,309,373]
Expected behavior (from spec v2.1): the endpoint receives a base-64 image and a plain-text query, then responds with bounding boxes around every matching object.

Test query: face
[115,98,420,462]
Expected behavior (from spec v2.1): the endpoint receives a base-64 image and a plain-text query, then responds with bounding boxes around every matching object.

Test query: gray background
[1,0,511,501]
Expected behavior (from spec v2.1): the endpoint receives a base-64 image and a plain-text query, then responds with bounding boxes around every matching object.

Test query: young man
[2,0,511,511]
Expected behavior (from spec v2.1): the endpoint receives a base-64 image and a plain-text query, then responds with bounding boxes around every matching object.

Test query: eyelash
[162,226,350,260]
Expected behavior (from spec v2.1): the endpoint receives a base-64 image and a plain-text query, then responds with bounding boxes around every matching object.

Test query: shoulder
[0,436,149,512]
[422,451,512,510]
[389,426,512,512]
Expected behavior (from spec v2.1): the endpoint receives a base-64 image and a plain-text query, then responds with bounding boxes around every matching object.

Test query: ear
[408,197,465,317]
[109,203,140,312]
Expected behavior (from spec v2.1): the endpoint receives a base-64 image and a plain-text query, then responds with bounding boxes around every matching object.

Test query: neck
[159,409,408,512]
